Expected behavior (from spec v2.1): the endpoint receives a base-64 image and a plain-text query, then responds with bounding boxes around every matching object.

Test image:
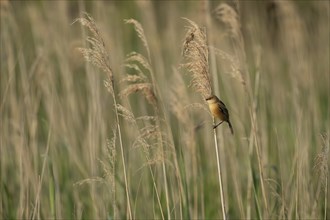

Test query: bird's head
[205,95,218,104]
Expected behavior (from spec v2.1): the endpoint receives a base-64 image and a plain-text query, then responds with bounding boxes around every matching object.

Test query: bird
[206,95,234,134]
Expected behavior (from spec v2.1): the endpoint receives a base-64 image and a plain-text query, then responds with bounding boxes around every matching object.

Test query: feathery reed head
[314,133,329,188]
[214,3,241,39]
[120,82,157,107]
[214,3,246,85]
[74,13,114,94]
[124,19,151,60]
[120,19,158,108]
[181,18,212,99]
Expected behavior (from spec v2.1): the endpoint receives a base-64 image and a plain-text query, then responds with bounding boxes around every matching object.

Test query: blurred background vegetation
[1,1,329,219]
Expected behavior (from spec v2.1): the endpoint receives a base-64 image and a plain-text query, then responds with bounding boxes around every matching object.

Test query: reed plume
[214,3,269,218]
[123,18,171,219]
[182,18,212,99]
[313,133,329,219]
[182,18,227,220]
[74,13,114,94]
[214,3,246,86]
[74,13,132,219]
[120,52,157,107]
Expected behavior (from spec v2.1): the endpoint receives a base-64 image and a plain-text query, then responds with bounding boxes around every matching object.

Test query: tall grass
[1,1,329,219]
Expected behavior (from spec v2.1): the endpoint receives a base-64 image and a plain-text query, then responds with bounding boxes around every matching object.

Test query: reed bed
[1,1,329,219]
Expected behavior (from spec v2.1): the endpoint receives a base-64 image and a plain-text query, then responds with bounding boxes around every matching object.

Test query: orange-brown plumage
[206,95,234,134]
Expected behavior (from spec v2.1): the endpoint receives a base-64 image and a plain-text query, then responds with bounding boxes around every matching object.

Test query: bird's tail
[228,121,234,135]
